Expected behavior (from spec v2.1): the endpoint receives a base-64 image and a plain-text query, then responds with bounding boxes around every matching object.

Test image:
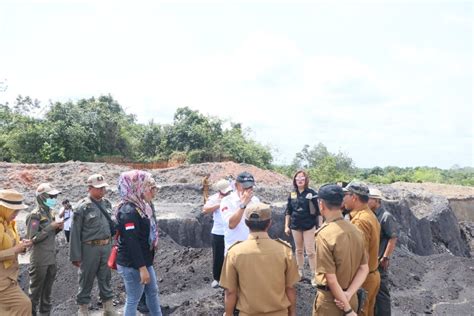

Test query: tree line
[0,95,272,168]
[1,95,472,186]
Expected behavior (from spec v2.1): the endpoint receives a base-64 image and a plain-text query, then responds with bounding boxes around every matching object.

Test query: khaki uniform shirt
[220,232,300,316]
[350,206,381,272]
[0,246,19,291]
[26,208,59,266]
[69,196,113,262]
[315,217,368,288]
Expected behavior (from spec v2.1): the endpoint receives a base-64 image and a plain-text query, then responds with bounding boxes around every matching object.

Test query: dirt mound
[152,161,290,186]
[390,182,474,199]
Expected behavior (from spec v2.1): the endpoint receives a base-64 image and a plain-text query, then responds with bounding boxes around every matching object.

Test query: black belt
[316,285,347,292]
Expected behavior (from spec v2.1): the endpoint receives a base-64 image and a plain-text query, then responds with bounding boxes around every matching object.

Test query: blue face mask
[45,198,57,208]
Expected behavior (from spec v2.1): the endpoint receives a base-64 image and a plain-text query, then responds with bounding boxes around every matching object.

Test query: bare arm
[380,237,397,270]
[284,215,291,236]
[285,286,296,316]
[228,208,245,229]
[202,203,220,215]
[224,288,237,315]
[383,237,397,258]
[229,189,253,229]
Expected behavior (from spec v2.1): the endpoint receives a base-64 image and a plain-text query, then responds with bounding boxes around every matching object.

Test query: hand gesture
[240,188,253,206]
[379,257,390,271]
[139,266,150,284]
[14,239,32,254]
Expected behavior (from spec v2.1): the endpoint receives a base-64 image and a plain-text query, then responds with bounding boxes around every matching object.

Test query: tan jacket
[0,247,19,291]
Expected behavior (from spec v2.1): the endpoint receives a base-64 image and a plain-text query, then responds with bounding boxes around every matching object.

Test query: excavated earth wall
[1,161,473,315]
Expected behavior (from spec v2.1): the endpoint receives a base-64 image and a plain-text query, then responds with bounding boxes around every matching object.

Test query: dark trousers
[212,234,225,281]
[64,230,70,243]
[375,268,391,316]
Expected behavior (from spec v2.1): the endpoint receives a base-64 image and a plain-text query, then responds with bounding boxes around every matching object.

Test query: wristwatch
[343,308,353,315]
[239,203,247,209]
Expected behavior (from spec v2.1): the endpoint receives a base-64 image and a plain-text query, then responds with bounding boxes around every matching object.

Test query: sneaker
[211,280,219,288]
[311,278,317,287]
[298,270,303,278]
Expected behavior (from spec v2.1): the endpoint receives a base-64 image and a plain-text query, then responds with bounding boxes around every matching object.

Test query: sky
[0,0,472,168]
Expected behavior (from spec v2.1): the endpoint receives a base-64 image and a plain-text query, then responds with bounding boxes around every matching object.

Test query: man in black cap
[220,171,260,254]
[313,184,368,316]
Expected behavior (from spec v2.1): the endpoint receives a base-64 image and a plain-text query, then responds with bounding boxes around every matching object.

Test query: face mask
[45,198,57,208]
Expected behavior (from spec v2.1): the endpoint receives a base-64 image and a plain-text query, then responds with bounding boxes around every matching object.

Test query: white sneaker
[211,280,219,288]
[298,270,303,278]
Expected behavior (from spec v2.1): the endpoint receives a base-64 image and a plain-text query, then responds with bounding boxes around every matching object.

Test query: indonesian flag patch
[221,206,228,212]
[125,222,135,231]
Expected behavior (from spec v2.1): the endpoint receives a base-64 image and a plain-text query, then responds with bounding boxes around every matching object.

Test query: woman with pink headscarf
[115,170,161,315]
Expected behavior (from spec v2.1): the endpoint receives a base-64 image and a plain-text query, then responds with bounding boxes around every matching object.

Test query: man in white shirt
[202,179,233,288]
[220,171,260,254]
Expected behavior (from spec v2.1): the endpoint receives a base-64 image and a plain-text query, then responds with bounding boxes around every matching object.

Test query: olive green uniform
[26,208,61,316]
[69,196,113,305]
[350,207,381,316]
[313,217,367,316]
[220,232,300,316]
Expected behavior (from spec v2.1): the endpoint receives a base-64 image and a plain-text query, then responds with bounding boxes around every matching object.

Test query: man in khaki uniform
[26,183,63,316]
[220,202,300,316]
[313,184,369,316]
[70,174,115,316]
[343,181,381,316]
[0,189,33,315]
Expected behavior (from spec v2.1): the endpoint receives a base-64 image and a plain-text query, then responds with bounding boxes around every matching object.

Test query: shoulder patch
[227,240,242,251]
[315,222,329,237]
[275,238,292,248]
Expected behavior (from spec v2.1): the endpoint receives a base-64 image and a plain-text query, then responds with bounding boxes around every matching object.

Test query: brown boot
[102,299,116,316]
[77,304,89,316]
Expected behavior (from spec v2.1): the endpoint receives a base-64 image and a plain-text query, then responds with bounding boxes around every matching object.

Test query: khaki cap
[36,183,61,196]
[213,179,232,194]
[343,180,369,196]
[86,174,109,188]
[245,202,272,221]
[0,189,29,210]
[368,187,385,200]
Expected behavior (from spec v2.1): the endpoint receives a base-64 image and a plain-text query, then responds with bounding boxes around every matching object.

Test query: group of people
[203,171,399,316]
[0,171,162,316]
[0,168,398,316]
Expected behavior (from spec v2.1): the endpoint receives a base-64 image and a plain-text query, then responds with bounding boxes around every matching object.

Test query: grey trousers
[375,268,391,316]
[29,263,57,315]
[76,243,113,305]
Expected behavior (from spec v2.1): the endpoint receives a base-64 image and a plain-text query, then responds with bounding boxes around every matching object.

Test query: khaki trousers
[360,270,381,316]
[0,281,32,316]
[313,289,358,316]
[292,227,316,273]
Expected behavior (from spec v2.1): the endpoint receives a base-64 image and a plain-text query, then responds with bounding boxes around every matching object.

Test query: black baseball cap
[236,171,255,189]
[318,184,344,205]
